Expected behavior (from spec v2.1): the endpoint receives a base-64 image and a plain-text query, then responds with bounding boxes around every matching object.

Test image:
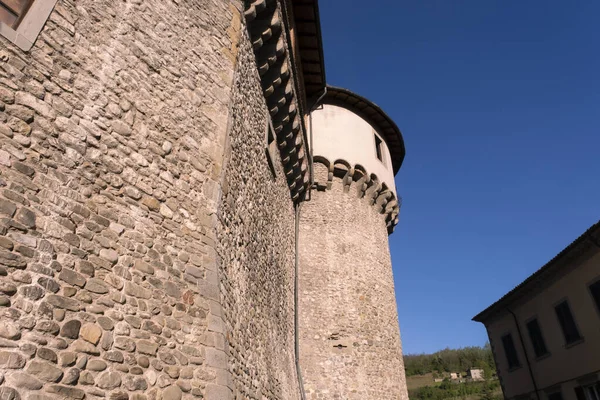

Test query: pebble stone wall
[0,0,275,399]
[216,27,300,400]
[298,161,409,400]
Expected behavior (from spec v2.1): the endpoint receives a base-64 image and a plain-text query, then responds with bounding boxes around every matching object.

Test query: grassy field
[406,373,440,390]
[407,374,503,400]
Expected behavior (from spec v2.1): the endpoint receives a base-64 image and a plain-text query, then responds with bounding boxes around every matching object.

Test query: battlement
[312,156,401,234]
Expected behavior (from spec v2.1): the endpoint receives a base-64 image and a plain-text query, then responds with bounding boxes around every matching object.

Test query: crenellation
[310,157,401,233]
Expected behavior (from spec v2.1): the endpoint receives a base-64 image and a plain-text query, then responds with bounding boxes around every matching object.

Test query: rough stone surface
[80,324,102,345]
[0,0,242,399]
[216,27,299,400]
[163,385,182,400]
[59,320,81,339]
[0,1,409,400]
[25,361,63,382]
[299,167,409,400]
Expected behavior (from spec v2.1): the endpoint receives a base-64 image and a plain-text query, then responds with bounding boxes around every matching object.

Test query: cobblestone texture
[216,26,300,400]
[0,1,406,400]
[299,161,409,400]
[0,0,245,399]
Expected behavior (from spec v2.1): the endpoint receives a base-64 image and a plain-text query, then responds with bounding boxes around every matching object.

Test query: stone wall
[0,0,244,399]
[298,161,409,400]
[216,25,300,400]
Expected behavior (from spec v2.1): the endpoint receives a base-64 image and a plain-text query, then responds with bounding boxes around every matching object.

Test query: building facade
[473,221,600,400]
[467,369,484,382]
[0,1,408,399]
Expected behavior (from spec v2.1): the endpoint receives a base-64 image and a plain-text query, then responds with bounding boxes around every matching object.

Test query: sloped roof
[289,0,326,103]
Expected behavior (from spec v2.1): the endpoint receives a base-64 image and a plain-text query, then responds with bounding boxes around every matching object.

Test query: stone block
[205,348,227,370]
[80,324,102,345]
[96,371,122,390]
[60,320,81,339]
[26,360,63,382]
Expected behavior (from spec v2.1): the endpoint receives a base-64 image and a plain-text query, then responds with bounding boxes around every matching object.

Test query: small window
[0,0,57,51]
[575,384,600,400]
[374,133,383,163]
[526,318,549,358]
[548,392,564,400]
[589,280,600,313]
[554,300,582,345]
[0,0,33,29]
[501,333,521,370]
[265,118,277,179]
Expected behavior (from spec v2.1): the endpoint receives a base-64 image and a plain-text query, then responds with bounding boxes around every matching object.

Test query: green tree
[404,344,496,377]
[480,382,495,400]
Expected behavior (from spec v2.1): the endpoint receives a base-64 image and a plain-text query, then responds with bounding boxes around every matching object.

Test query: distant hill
[403,344,495,377]
[404,345,501,400]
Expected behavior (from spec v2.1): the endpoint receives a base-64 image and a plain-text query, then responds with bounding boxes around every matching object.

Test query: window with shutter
[265,117,278,179]
[526,318,549,358]
[585,385,600,400]
[501,333,521,370]
[589,279,600,313]
[575,384,600,400]
[0,0,33,29]
[374,132,386,167]
[554,300,582,345]
[0,0,57,51]
[547,392,563,400]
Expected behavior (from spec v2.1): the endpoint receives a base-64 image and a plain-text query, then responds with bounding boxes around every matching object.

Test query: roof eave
[322,85,406,174]
[286,0,326,105]
[473,220,600,323]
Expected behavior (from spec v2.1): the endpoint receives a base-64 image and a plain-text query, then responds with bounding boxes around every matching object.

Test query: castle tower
[299,86,408,399]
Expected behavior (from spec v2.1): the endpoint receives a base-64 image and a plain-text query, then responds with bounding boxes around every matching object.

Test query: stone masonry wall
[0,1,244,399]
[298,162,409,400]
[216,25,300,400]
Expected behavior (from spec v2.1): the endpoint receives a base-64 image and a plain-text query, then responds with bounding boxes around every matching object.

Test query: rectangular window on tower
[0,0,57,51]
[374,133,384,164]
[265,117,278,179]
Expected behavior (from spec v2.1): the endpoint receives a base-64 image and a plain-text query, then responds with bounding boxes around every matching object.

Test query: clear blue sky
[318,0,600,354]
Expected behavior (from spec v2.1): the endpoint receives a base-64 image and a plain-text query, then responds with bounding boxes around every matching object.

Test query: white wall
[311,104,397,196]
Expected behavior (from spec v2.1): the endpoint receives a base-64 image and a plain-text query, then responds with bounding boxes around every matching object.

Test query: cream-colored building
[468,368,485,381]
[473,221,600,400]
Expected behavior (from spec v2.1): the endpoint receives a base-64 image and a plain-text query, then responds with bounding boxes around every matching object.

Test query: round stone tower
[298,86,408,400]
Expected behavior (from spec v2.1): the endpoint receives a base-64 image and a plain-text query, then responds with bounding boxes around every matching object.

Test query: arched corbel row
[333,159,353,193]
[312,156,331,191]
[375,184,393,214]
[244,0,309,202]
[311,157,402,234]
[365,174,382,206]
[352,164,369,199]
